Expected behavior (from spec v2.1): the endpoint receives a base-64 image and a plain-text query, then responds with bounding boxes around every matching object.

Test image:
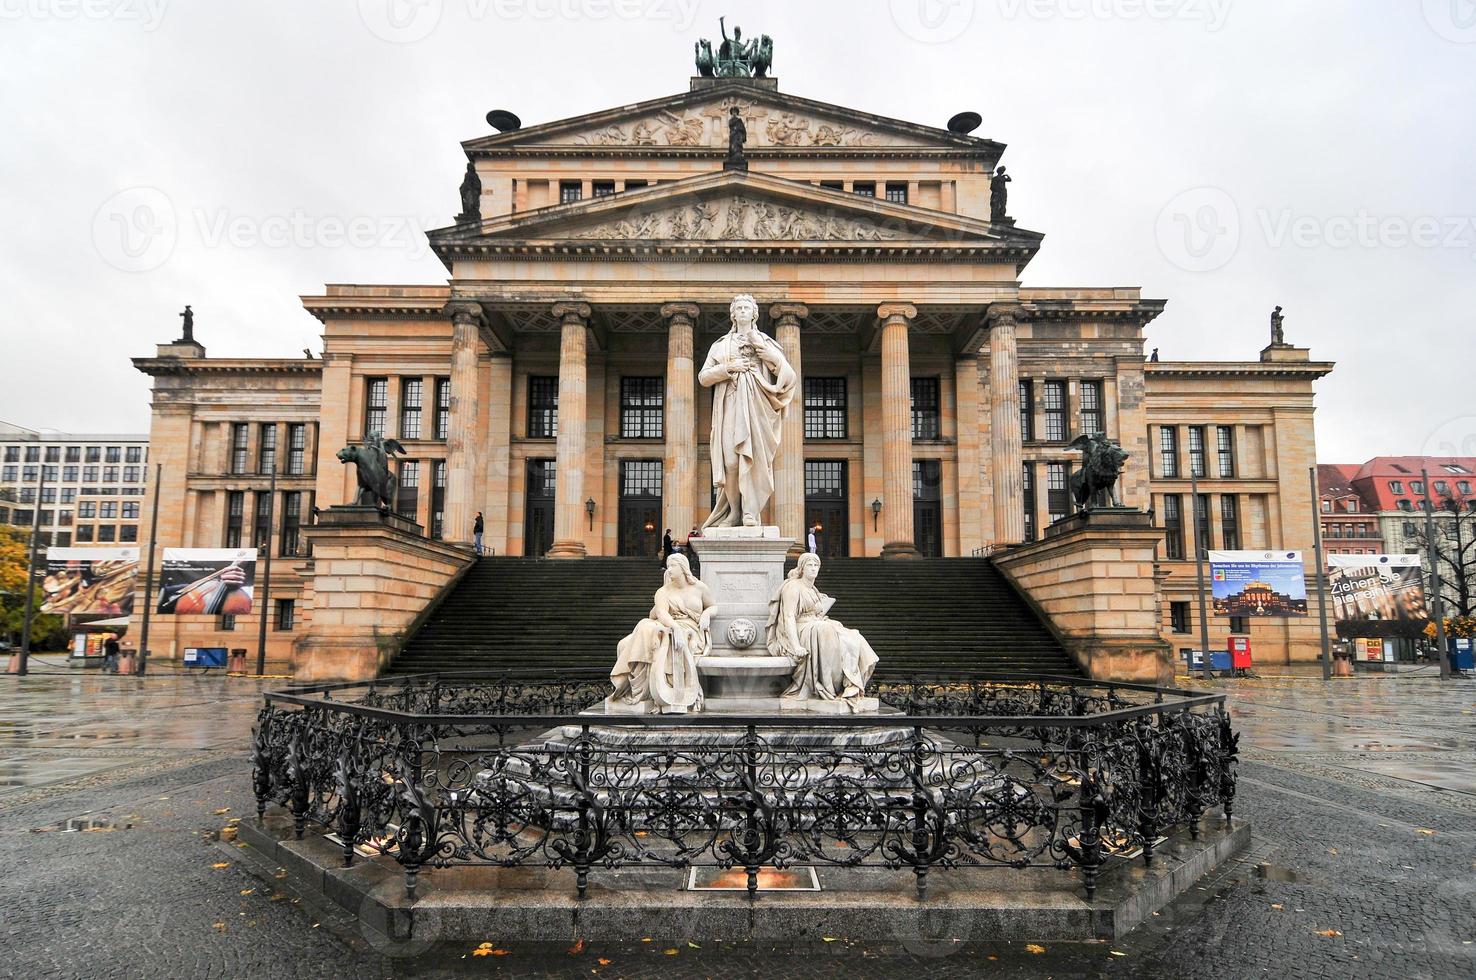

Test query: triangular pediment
[433,171,1038,252]
[465,83,1001,156]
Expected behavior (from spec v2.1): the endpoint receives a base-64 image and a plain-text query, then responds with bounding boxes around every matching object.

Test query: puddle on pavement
[32,815,134,833]
[1252,862,1299,882]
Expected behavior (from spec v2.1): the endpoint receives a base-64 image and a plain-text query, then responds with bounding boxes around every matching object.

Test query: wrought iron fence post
[745,723,760,899]
[288,726,309,841]
[574,723,592,900]
[910,726,931,901]
[335,732,362,868]
[1078,767,1105,901]
[251,705,275,825]
[1218,708,1240,824]
[1136,723,1160,867]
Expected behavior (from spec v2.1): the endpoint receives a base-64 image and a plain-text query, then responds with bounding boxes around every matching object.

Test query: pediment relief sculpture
[565,101,906,150]
[558,195,905,242]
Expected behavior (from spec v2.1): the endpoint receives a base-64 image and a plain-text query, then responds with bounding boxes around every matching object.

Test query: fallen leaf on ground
[1315,929,1343,938]
[597,958,612,966]
[1110,950,1127,956]
[213,807,231,815]
[239,888,255,896]
[568,939,584,955]
[211,862,230,869]
[687,942,700,948]
[1271,904,1284,910]
[664,948,678,956]
[1025,943,1047,954]
[212,922,226,931]
[1416,828,1436,836]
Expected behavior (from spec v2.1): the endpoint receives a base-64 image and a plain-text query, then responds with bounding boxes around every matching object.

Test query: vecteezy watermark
[1422,0,1476,43]
[91,188,438,271]
[0,0,169,30]
[889,0,977,43]
[1422,417,1476,459]
[996,0,1234,31]
[1155,186,1241,273]
[1258,209,1476,256]
[92,186,178,273]
[358,0,700,44]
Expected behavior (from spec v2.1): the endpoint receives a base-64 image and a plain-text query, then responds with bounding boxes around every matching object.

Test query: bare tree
[1407,497,1476,617]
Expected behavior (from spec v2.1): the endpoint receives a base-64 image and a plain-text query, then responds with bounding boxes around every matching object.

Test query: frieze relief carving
[567,101,900,149]
[560,195,904,242]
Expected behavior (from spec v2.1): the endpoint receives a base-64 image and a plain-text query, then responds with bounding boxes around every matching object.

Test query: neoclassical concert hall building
[132,71,1333,674]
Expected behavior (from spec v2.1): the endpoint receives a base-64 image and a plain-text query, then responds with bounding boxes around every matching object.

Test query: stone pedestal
[294,506,471,682]
[690,526,791,658]
[993,509,1172,685]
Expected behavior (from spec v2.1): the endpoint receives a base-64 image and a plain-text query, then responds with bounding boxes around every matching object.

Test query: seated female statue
[607,553,713,714]
[765,553,878,709]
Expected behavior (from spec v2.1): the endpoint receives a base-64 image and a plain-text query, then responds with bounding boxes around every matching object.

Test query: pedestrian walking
[473,512,484,556]
[102,634,120,673]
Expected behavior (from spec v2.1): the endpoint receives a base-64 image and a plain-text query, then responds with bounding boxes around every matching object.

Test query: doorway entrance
[913,459,942,557]
[524,458,555,557]
[617,459,663,558]
[804,459,850,558]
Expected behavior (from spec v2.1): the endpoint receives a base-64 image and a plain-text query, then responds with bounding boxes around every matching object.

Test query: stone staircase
[385,556,1079,677]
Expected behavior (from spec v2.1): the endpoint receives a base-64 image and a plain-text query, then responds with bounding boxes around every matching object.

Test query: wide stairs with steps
[386,556,1079,677]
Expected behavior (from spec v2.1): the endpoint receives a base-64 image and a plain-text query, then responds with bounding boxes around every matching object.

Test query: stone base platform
[237,813,1250,944]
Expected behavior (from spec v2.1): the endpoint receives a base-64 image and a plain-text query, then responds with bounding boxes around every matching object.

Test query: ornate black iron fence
[252,670,1238,901]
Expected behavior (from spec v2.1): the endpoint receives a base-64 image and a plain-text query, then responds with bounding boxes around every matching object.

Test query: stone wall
[293,508,472,682]
[994,510,1173,685]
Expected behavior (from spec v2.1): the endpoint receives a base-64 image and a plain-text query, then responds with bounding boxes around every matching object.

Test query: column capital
[876,302,917,325]
[986,303,1033,330]
[660,302,701,324]
[444,300,484,326]
[551,301,591,324]
[769,302,809,325]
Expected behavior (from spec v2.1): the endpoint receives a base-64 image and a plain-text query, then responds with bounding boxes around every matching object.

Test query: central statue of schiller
[698,294,797,529]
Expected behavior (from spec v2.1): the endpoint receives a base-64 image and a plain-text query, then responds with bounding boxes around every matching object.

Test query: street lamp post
[135,462,162,677]
[1420,468,1451,680]
[256,465,277,677]
[1309,466,1333,681]
[1190,469,1212,683]
[17,465,48,677]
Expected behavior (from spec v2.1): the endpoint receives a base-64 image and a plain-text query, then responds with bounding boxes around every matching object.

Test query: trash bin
[118,650,136,675]
[229,649,248,674]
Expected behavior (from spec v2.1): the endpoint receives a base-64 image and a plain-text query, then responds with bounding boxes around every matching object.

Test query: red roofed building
[1316,462,1384,557]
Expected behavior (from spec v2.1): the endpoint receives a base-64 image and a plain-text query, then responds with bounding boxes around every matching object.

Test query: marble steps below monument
[386,556,1079,677]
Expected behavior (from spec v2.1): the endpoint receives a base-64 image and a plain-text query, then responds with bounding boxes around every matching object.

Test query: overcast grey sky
[1,1,1473,461]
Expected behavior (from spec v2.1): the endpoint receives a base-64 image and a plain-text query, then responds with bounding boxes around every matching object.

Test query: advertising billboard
[39,548,140,616]
[1328,554,1429,636]
[155,548,257,616]
[1208,550,1308,617]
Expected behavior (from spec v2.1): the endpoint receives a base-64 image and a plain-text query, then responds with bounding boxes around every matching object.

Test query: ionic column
[547,302,591,558]
[661,302,700,541]
[989,305,1027,545]
[442,302,482,546]
[770,302,809,548]
[878,303,919,558]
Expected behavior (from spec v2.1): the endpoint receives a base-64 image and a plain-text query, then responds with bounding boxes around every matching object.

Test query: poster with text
[40,548,139,616]
[1209,551,1308,617]
[155,548,257,616]
[1328,554,1429,636]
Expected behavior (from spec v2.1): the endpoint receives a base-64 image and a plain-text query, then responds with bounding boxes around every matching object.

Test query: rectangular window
[559,180,582,203]
[804,459,846,497]
[1159,426,1179,478]
[65,446,80,463]
[258,424,277,475]
[1221,495,1241,550]
[527,376,559,438]
[3,447,18,462]
[280,491,302,557]
[400,379,423,440]
[1193,493,1212,552]
[231,423,250,474]
[275,598,295,631]
[287,423,307,475]
[125,446,142,463]
[225,491,244,548]
[620,459,663,498]
[123,466,140,483]
[58,509,72,526]
[120,525,137,543]
[434,378,451,441]
[1188,426,1207,478]
[85,446,100,463]
[97,525,116,542]
[105,447,121,463]
[1170,601,1191,634]
[82,465,98,482]
[1216,425,1235,477]
[79,501,97,519]
[1018,379,1034,441]
[623,179,648,191]
[122,501,140,519]
[619,376,664,439]
[100,501,118,519]
[910,377,941,440]
[101,466,118,482]
[1,465,13,481]
[1163,494,1184,560]
[24,447,40,463]
[431,461,446,540]
[803,377,848,440]
[220,614,235,632]
[397,461,419,520]
[44,446,59,463]
[1042,381,1067,441]
[592,180,616,197]
[253,492,273,551]
[1046,462,1069,524]
[75,524,93,543]
[884,182,908,204]
[852,181,876,197]
[1079,380,1104,435]
[22,465,37,482]
[1022,463,1037,542]
[54,531,71,547]
[1229,615,1250,635]
[364,377,388,436]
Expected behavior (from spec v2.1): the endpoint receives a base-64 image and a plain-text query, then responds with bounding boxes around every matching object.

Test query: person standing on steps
[807,523,819,555]
[662,528,674,566]
[473,512,484,556]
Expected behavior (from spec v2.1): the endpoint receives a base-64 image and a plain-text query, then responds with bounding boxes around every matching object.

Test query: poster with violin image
[40,548,140,616]
[155,548,258,616]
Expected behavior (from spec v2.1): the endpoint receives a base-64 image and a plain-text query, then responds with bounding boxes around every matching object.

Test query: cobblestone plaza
[2,664,1471,978]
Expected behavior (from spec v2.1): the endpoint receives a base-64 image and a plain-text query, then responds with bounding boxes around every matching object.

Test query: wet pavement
[0,663,1473,978]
